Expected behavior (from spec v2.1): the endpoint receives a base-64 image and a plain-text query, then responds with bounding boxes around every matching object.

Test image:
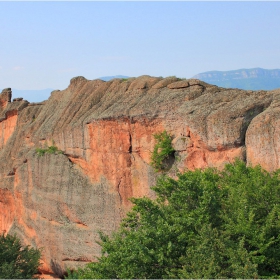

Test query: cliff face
[1,76,280,275]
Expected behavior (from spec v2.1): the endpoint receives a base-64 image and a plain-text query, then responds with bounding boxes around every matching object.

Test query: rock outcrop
[1,75,280,275]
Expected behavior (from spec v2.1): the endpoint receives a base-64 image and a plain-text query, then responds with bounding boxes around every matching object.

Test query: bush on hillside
[67,160,280,279]
[0,234,41,279]
[151,130,175,171]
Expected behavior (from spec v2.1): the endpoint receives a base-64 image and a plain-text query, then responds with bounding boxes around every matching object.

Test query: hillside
[193,68,280,90]
[1,75,280,275]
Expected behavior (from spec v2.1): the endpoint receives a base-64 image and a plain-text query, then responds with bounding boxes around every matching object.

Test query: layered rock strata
[0,76,280,275]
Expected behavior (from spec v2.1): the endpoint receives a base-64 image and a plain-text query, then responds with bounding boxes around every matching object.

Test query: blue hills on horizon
[193,67,280,91]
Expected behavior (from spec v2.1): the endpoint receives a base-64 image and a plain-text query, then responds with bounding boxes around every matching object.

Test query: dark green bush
[0,234,41,279]
[151,130,175,171]
[66,160,280,279]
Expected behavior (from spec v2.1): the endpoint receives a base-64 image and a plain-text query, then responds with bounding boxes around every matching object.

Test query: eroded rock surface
[0,76,279,275]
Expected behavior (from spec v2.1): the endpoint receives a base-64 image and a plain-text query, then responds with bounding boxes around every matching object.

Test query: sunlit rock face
[0,75,279,275]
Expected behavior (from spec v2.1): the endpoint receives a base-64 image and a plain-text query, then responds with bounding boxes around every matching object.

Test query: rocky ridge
[1,76,280,275]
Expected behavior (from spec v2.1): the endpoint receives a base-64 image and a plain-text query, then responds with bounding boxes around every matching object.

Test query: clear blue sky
[0,1,279,91]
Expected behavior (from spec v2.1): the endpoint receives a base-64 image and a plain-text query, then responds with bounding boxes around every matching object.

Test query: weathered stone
[167,80,189,89]
[13,97,23,102]
[151,76,178,89]
[172,136,191,151]
[0,88,12,108]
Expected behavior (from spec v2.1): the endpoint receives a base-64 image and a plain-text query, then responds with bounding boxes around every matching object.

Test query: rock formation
[0,75,280,275]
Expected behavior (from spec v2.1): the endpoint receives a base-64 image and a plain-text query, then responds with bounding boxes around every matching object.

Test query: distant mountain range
[193,68,280,90]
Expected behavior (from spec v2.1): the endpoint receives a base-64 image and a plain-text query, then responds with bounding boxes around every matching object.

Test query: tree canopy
[0,234,41,279]
[68,160,280,279]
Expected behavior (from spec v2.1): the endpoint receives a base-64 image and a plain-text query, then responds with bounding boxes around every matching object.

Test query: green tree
[67,160,280,279]
[0,234,41,279]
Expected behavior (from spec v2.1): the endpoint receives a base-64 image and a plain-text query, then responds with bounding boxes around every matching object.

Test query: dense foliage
[0,234,41,279]
[67,160,280,279]
[151,130,175,171]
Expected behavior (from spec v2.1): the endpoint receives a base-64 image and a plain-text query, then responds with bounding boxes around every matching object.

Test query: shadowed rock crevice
[161,150,176,171]
[62,257,92,262]
[238,105,267,147]
[116,178,123,204]
[128,132,132,153]
[50,259,63,277]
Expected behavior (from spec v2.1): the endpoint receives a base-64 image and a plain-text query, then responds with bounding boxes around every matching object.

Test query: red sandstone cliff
[0,76,280,275]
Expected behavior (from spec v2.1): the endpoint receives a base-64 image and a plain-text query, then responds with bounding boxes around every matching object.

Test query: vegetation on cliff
[67,160,280,279]
[151,130,175,171]
[0,234,41,279]
[35,145,63,156]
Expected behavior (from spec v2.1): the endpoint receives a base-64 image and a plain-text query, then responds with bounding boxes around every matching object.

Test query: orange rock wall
[0,188,15,234]
[0,110,18,149]
[62,118,164,206]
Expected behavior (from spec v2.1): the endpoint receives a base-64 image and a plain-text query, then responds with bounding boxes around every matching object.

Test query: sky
[0,1,280,93]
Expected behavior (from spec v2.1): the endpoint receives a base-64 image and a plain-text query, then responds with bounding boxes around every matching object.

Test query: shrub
[0,234,41,279]
[151,130,175,171]
[36,145,63,156]
[66,160,280,279]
